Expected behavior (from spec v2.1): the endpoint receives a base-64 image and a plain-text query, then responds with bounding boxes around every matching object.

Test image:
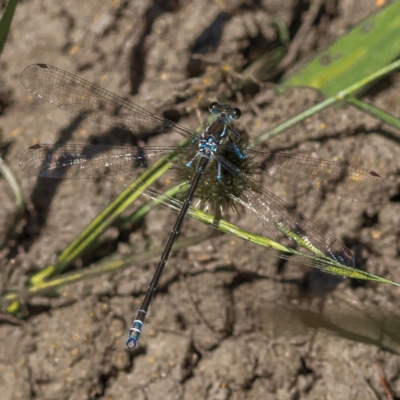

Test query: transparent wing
[242,148,385,203]
[20,64,384,202]
[19,144,188,179]
[20,64,197,140]
[216,154,355,276]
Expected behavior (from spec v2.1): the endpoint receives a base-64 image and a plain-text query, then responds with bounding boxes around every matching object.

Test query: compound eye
[233,107,241,119]
[209,102,219,112]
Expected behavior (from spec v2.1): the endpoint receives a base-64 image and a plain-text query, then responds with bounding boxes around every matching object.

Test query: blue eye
[232,107,241,120]
[209,102,219,113]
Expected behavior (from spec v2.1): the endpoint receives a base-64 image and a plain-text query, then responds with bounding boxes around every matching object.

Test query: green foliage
[284,1,400,96]
[0,0,18,56]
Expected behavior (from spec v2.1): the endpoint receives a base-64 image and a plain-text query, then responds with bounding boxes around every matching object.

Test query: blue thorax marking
[186,103,244,179]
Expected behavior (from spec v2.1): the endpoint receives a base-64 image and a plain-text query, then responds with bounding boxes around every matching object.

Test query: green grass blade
[281,3,400,132]
[283,2,400,96]
[0,0,18,55]
[0,156,24,212]
[141,186,400,287]
[29,154,174,285]
[257,59,400,143]
[3,233,210,314]
[346,96,400,131]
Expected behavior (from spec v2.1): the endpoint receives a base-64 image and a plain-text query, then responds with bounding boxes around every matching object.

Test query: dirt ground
[1,0,400,399]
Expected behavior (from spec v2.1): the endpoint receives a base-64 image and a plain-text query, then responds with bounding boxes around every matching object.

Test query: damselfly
[19,64,385,350]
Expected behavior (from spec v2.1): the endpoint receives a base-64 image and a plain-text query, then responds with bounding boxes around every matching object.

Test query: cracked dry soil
[0,1,400,399]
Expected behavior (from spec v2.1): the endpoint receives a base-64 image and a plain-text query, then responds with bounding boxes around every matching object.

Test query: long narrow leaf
[0,0,18,55]
[283,2,400,96]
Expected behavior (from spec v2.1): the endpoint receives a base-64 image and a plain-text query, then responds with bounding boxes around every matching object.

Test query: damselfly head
[209,102,241,120]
